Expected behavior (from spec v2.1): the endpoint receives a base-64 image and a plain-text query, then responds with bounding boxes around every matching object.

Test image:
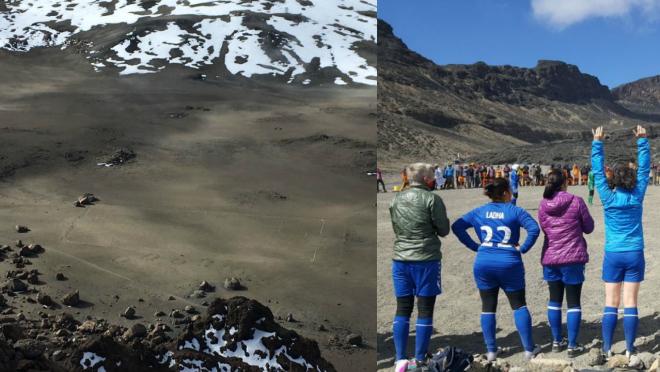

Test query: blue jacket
[591,138,650,252]
[451,202,540,254]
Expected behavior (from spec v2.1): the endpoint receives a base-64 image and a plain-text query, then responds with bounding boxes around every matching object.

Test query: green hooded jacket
[389,185,450,261]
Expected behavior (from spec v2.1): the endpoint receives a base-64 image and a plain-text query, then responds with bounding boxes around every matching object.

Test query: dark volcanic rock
[61,290,80,306]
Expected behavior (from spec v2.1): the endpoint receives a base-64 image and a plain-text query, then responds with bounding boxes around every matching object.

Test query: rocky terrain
[0,18,375,369]
[0,0,376,85]
[377,19,660,170]
[0,241,337,372]
[613,75,660,115]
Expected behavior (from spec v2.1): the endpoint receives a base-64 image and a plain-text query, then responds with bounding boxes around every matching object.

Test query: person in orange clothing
[571,164,580,186]
[400,167,410,190]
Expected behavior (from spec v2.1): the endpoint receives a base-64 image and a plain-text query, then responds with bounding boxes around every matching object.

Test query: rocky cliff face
[377,19,660,168]
[613,75,660,114]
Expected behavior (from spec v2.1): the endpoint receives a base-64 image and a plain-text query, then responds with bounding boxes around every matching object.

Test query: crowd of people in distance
[387,126,653,372]
[376,160,660,194]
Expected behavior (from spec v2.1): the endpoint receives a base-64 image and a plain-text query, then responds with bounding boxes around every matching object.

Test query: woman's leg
[505,289,535,353]
[393,296,414,361]
[622,282,641,353]
[479,287,499,356]
[565,283,583,348]
[415,296,436,361]
[547,281,565,344]
[602,282,622,353]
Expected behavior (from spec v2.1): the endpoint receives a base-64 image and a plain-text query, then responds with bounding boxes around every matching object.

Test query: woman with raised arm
[591,125,650,359]
[539,169,594,357]
[451,178,541,361]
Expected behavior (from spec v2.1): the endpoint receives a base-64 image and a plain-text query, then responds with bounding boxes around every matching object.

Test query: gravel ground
[377,184,660,371]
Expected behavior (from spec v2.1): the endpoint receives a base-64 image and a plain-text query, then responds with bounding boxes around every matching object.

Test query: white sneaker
[524,345,541,360]
[394,359,409,372]
[486,350,498,362]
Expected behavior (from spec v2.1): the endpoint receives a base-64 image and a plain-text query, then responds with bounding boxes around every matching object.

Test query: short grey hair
[406,163,434,186]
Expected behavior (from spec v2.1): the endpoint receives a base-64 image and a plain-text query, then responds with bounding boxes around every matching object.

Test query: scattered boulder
[607,354,629,368]
[286,313,296,322]
[122,306,136,319]
[223,277,242,290]
[102,148,136,166]
[55,273,66,281]
[61,290,80,306]
[638,352,656,369]
[345,333,362,347]
[36,293,52,307]
[184,305,195,314]
[3,278,28,293]
[629,354,644,369]
[124,323,147,339]
[13,339,46,359]
[586,348,606,366]
[154,311,166,317]
[78,320,97,333]
[15,225,29,233]
[199,281,215,292]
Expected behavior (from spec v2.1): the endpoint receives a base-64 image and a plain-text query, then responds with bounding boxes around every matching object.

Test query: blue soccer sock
[415,317,433,361]
[547,301,563,343]
[566,307,582,348]
[602,306,618,353]
[623,308,639,353]
[480,312,497,352]
[393,315,410,361]
[514,306,535,352]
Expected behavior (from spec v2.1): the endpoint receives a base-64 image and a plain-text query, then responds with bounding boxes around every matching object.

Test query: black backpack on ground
[426,346,474,372]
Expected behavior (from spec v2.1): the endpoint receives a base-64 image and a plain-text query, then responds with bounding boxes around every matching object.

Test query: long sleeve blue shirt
[591,138,650,252]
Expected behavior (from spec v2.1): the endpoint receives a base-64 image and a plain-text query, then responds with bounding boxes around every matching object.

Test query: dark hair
[608,164,636,190]
[543,169,565,199]
[484,177,510,201]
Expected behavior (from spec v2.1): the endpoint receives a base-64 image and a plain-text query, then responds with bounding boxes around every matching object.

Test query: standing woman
[539,169,594,357]
[592,126,650,358]
[390,163,450,371]
[452,178,541,361]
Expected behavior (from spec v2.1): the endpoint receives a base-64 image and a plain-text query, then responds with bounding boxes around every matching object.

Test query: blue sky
[379,0,660,88]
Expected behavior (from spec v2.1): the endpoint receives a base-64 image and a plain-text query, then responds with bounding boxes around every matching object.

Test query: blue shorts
[392,260,441,297]
[602,250,645,283]
[543,264,585,285]
[473,251,525,292]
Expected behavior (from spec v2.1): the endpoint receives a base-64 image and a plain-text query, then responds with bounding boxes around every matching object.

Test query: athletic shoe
[486,350,498,362]
[567,345,584,358]
[524,345,542,360]
[552,339,567,353]
[394,359,409,372]
[625,348,637,359]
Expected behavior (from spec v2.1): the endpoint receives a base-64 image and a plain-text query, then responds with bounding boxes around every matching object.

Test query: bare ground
[377,184,660,371]
[0,48,376,371]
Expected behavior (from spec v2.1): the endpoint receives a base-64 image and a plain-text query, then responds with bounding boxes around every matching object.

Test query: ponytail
[543,169,565,199]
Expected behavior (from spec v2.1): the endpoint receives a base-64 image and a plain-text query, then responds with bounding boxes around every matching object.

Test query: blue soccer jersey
[452,202,540,291]
[452,202,539,253]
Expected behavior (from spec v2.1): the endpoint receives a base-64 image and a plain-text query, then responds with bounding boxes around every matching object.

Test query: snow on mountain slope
[0,0,376,85]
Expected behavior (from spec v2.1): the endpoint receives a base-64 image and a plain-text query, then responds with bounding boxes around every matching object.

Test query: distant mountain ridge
[0,0,377,85]
[377,19,659,168]
[613,75,660,115]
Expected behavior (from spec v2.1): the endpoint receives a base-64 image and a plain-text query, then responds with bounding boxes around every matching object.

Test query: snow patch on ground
[0,0,376,85]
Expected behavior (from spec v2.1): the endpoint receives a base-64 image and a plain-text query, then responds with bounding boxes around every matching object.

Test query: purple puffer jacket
[539,191,594,266]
